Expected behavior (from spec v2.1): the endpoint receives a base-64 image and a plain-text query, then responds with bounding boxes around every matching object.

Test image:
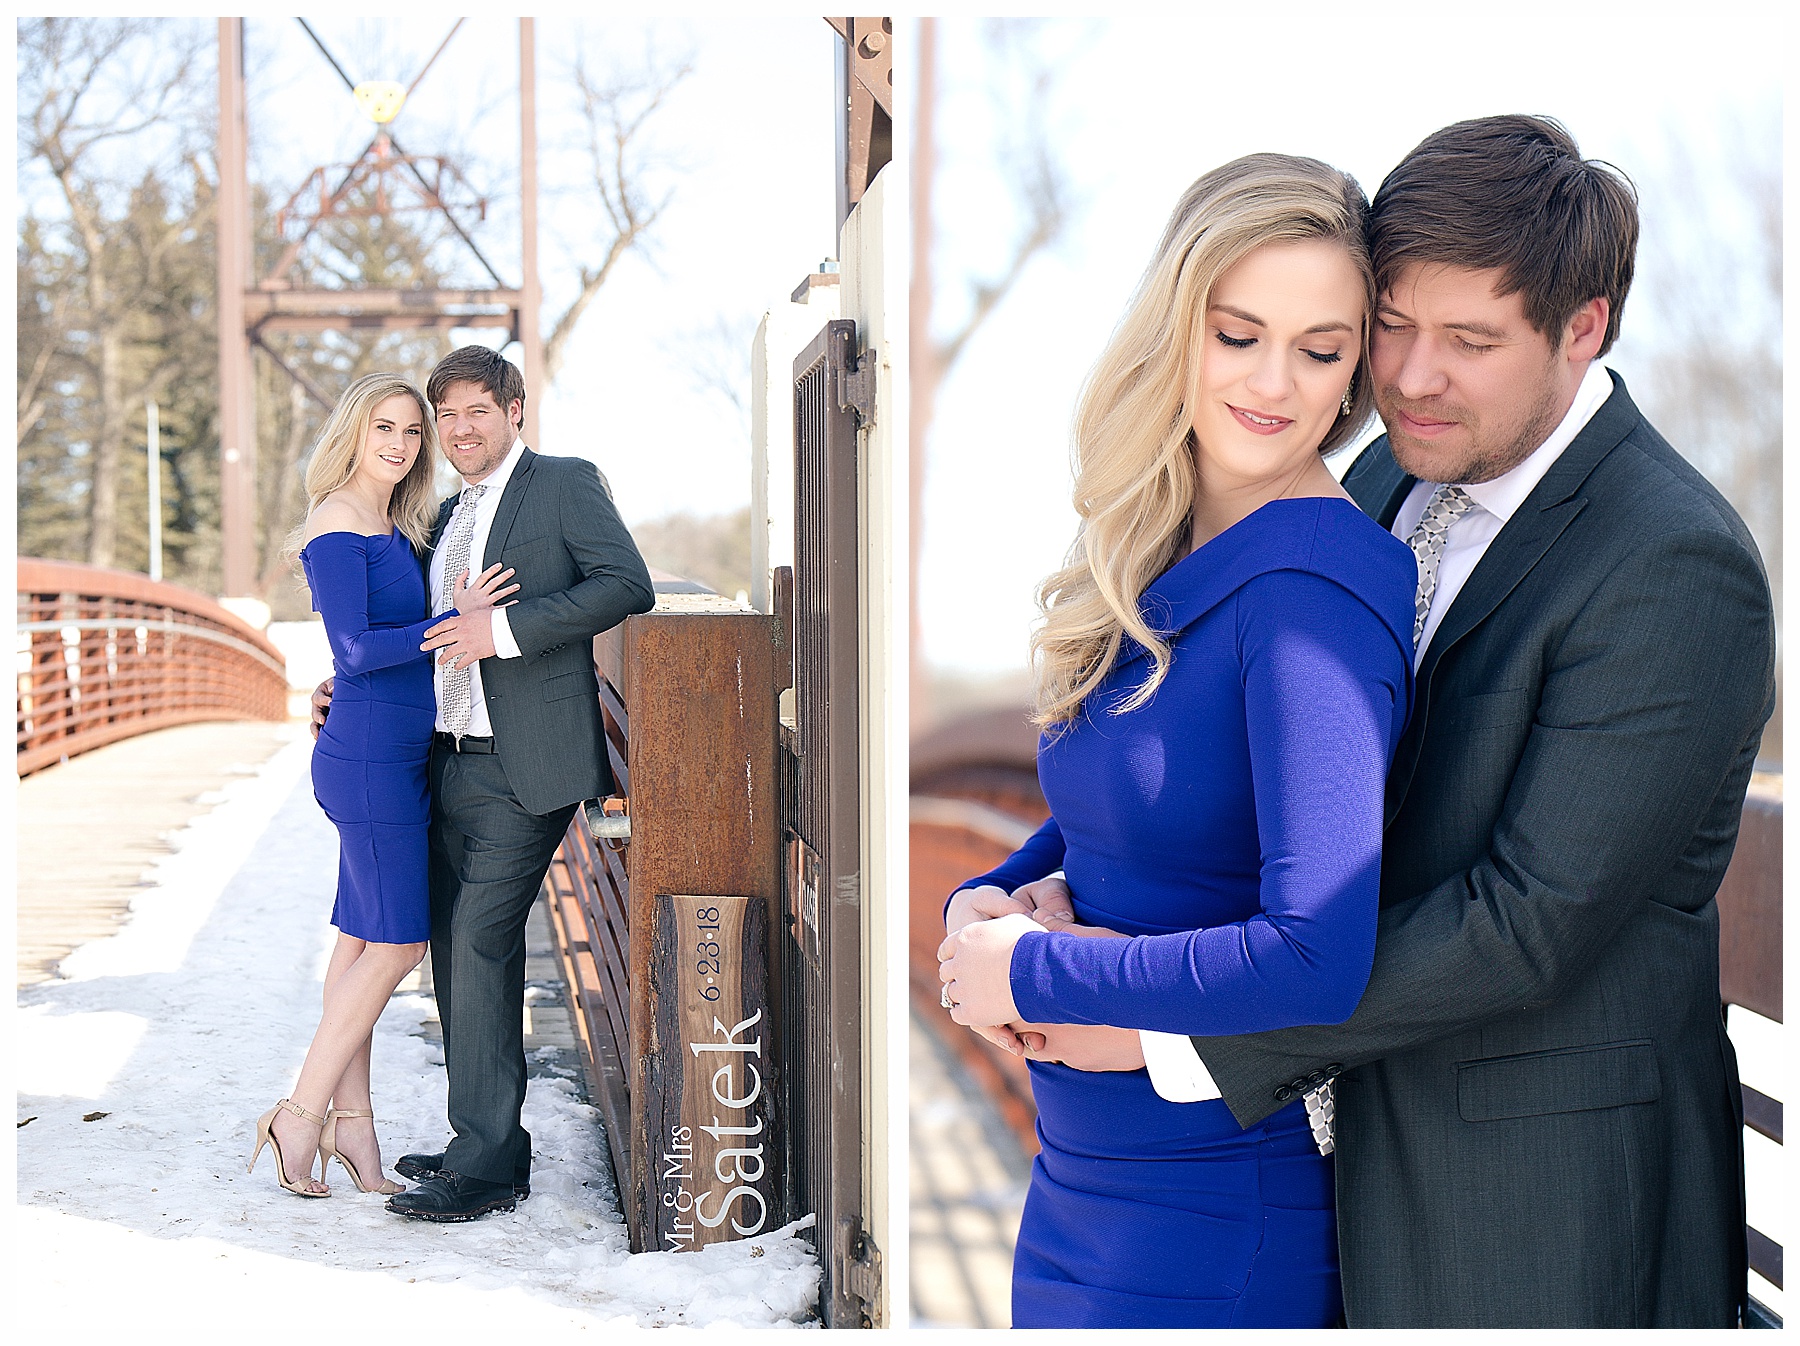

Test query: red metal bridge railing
[16,559,287,777]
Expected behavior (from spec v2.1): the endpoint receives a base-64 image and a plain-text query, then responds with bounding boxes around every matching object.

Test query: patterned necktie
[437,484,487,737]
[1406,483,1477,649]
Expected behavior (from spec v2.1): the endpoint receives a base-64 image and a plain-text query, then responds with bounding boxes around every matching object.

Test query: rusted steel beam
[245,287,523,316]
[216,18,257,597]
[253,312,517,333]
[296,18,507,289]
[262,132,383,288]
[518,18,542,446]
[249,332,336,411]
[829,18,894,226]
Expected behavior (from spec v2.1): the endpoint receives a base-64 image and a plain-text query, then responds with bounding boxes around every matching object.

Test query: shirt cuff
[1139,1030,1223,1102]
[491,607,521,659]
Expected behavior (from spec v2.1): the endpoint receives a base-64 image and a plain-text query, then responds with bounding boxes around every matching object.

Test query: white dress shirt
[1141,362,1617,1102]
[428,439,527,737]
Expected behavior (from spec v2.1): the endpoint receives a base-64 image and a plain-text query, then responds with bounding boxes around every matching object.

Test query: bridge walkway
[15,719,819,1332]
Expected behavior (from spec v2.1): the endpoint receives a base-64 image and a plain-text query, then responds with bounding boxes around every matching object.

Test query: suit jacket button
[1325,1063,1344,1079]
[1306,1070,1326,1088]
[1273,1085,1294,1103]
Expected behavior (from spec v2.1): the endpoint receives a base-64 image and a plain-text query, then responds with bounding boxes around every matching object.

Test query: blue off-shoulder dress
[960,497,1416,1329]
[299,531,445,945]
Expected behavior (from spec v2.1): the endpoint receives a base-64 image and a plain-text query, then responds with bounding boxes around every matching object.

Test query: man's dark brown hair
[427,345,527,428]
[1370,114,1639,355]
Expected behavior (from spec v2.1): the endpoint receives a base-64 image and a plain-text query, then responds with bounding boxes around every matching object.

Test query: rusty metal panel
[620,612,780,1249]
[543,607,780,1255]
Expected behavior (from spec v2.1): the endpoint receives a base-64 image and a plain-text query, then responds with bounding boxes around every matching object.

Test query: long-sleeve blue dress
[300,530,445,945]
[957,497,1416,1328]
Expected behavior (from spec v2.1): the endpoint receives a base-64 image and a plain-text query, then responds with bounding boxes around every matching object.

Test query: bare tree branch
[16,289,71,442]
[664,312,757,429]
[541,48,692,382]
[932,20,1075,376]
[17,17,208,567]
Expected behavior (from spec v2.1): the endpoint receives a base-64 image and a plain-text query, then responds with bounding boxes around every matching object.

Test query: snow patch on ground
[16,733,821,1331]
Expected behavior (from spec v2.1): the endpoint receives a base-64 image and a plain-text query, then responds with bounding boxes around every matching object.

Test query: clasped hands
[938,877,1146,1073]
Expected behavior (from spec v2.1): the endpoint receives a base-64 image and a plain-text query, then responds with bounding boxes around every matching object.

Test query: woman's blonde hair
[1031,153,1375,729]
[286,373,441,561]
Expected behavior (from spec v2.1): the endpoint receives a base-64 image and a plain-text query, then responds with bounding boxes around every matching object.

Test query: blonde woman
[935,157,1417,1326]
[250,374,515,1197]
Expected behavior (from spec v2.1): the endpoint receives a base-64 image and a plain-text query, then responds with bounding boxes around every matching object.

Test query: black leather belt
[434,732,497,754]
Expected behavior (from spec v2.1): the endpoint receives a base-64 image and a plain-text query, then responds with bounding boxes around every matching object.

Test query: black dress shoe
[385,1171,517,1222]
[395,1150,445,1182]
[396,1150,530,1199]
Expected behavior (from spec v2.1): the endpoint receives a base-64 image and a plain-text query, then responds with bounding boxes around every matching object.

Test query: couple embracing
[250,346,654,1221]
[937,115,1771,1328]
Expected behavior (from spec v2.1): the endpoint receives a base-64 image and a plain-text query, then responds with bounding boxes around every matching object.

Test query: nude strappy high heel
[249,1098,330,1197]
[319,1108,404,1195]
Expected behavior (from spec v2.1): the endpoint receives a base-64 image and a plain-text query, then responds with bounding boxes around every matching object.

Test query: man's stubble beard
[1379,364,1564,487]
[450,425,517,483]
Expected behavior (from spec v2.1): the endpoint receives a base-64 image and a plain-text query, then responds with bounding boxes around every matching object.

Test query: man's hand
[945,884,1032,936]
[421,612,498,671]
[310,677,334,741]
[1023,1022,1147,1072]
[937,911,1043,1028]
[1011,874,1077,930]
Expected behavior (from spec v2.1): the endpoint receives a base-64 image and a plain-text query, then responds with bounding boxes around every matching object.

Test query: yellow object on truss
[353,80,407,124]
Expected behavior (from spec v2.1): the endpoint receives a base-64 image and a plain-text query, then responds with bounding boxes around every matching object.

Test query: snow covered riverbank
[15,730,821,1333]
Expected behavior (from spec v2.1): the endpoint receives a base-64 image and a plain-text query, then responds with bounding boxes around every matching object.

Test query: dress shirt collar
[459,437,528,499]
[1456,361,1614,524]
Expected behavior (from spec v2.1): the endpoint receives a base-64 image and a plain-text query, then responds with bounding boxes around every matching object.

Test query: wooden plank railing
[1717,781,1783,1325]
[540,588,781,1254]
[16,558,287,776]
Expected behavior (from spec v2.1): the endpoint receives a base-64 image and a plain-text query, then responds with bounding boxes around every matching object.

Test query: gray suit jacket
[1195,373,1773,1327]
[428,447,654,815]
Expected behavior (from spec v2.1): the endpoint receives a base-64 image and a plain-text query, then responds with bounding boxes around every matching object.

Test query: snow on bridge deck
[15,722,820,1332]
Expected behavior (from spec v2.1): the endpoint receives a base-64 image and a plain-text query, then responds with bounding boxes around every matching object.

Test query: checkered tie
[1406,483,1476,648]
[436,484,487,738]
[1303,1082,1336,1156]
